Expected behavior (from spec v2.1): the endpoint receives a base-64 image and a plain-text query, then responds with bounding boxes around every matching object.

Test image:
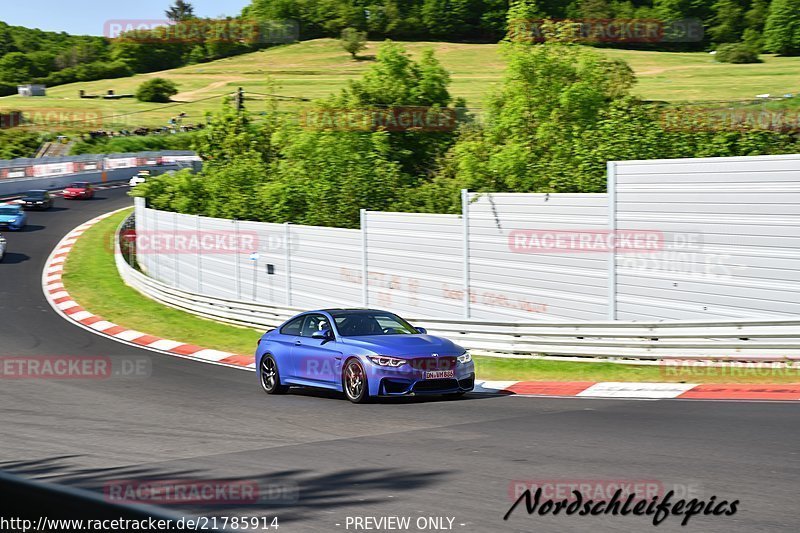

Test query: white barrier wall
[612,154,800,320]
[134,153,800,322]
[467,192,610,321]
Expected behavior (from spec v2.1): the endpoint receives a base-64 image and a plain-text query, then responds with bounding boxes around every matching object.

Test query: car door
[293,313,341,386]
[273,315,304,379]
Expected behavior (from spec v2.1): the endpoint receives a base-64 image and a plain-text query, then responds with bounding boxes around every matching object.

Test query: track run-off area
[1,188,799,532]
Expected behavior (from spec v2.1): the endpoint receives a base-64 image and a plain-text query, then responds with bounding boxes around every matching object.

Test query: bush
[136,78,179,103]
[715,43,762,64]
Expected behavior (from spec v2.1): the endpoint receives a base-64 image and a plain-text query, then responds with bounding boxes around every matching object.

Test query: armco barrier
[115,216,800,361]
[0,151,201,197]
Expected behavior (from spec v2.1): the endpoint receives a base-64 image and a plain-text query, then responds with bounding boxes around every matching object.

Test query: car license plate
[425,370,454,379]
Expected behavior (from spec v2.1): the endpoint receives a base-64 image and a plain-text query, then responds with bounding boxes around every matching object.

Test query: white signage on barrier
[161,155,201,163]
[7,170,26,178]
[32,162,75,177]
[104,157,138,169]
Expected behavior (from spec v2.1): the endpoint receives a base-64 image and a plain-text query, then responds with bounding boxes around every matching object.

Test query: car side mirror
[312,329,332,340]
[415,327,427,334]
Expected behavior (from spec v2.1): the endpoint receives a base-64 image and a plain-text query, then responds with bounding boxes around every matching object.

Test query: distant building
[17,84,46,97]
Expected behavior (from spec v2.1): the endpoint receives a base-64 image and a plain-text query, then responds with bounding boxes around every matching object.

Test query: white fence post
[284,222,292,306]
[462,189,471,319]
[173,211,180,289]
[361,208,368,307]
[234,219,241,300]
[607,161,617,321]
[196,215,202,293]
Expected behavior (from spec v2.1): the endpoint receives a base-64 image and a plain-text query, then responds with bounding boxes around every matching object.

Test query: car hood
[64,188,86,192]
[0,214,21,222]
[21,196,45,201]
[339,334,464,357]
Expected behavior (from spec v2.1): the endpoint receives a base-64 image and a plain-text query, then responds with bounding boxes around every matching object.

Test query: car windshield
[26,190,46,197]
[69,183,88,188]
[0,207,20,215]
[331,311,418,337]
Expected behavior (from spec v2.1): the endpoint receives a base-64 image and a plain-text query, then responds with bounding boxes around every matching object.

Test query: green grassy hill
[1,38,799,132]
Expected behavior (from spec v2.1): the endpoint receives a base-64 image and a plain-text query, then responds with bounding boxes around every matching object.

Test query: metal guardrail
[115,216,800,362]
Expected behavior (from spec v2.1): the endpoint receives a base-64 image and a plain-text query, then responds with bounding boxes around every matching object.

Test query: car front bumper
[371,360,476,396]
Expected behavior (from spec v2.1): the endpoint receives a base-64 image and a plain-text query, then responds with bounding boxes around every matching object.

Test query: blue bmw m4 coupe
[256,309,475,403]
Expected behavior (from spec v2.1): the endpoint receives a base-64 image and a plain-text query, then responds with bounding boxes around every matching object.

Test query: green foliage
[764,0,800,55]
[136,78,179,103]
[715,42,762,63]
[708,0,746,45]
[336,41,451,107]
[340,27,367,59]
[447,41,636,193]
[0,130,42,159]
[70,131,198,155]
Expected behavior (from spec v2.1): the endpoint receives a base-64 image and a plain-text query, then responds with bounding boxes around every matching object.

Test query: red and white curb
[43,210,800,402]
[42,209,257,372]
[475,380,800,401]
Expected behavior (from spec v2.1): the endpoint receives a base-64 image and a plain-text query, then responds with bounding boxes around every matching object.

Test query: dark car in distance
[20,190,54,210]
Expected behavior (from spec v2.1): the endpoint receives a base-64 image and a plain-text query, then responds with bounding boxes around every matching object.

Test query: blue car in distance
[256,309,475,403]
[0,204,27,231]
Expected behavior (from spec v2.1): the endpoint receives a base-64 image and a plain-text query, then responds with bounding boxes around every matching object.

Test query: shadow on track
[0,252,30,264]
[0,456,450,524]
[18,225,45,233]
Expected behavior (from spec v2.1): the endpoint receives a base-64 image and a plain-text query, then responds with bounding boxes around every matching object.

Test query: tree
[764,0,800,56]
[446,40,636,194]
[0,52,33,83]
[165,0,195,22]
[742,0,770,52]
[340,27,368,59]
[136,77,179,103]
[708,0,746,45]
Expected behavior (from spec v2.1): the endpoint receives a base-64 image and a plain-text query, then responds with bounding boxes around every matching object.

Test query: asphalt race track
[1,188,799,532]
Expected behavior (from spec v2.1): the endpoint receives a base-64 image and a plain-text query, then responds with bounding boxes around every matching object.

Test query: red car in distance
[63,182,95,200]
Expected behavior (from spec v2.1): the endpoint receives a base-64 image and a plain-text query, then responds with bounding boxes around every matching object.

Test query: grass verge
[61,210,800,384]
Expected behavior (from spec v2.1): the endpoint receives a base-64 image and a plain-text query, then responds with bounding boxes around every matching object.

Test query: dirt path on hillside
[173,79,241,101]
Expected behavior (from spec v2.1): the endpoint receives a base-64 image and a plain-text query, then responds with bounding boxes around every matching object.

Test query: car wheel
[343,359,370,403]
[260,355,289,394]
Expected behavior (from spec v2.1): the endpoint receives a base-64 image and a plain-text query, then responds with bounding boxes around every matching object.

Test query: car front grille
[409,356,456,371]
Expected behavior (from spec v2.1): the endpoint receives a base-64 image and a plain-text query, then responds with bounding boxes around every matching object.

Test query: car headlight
[8,218,17,223]
[457,352,472,364]
[367,356,407,367]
